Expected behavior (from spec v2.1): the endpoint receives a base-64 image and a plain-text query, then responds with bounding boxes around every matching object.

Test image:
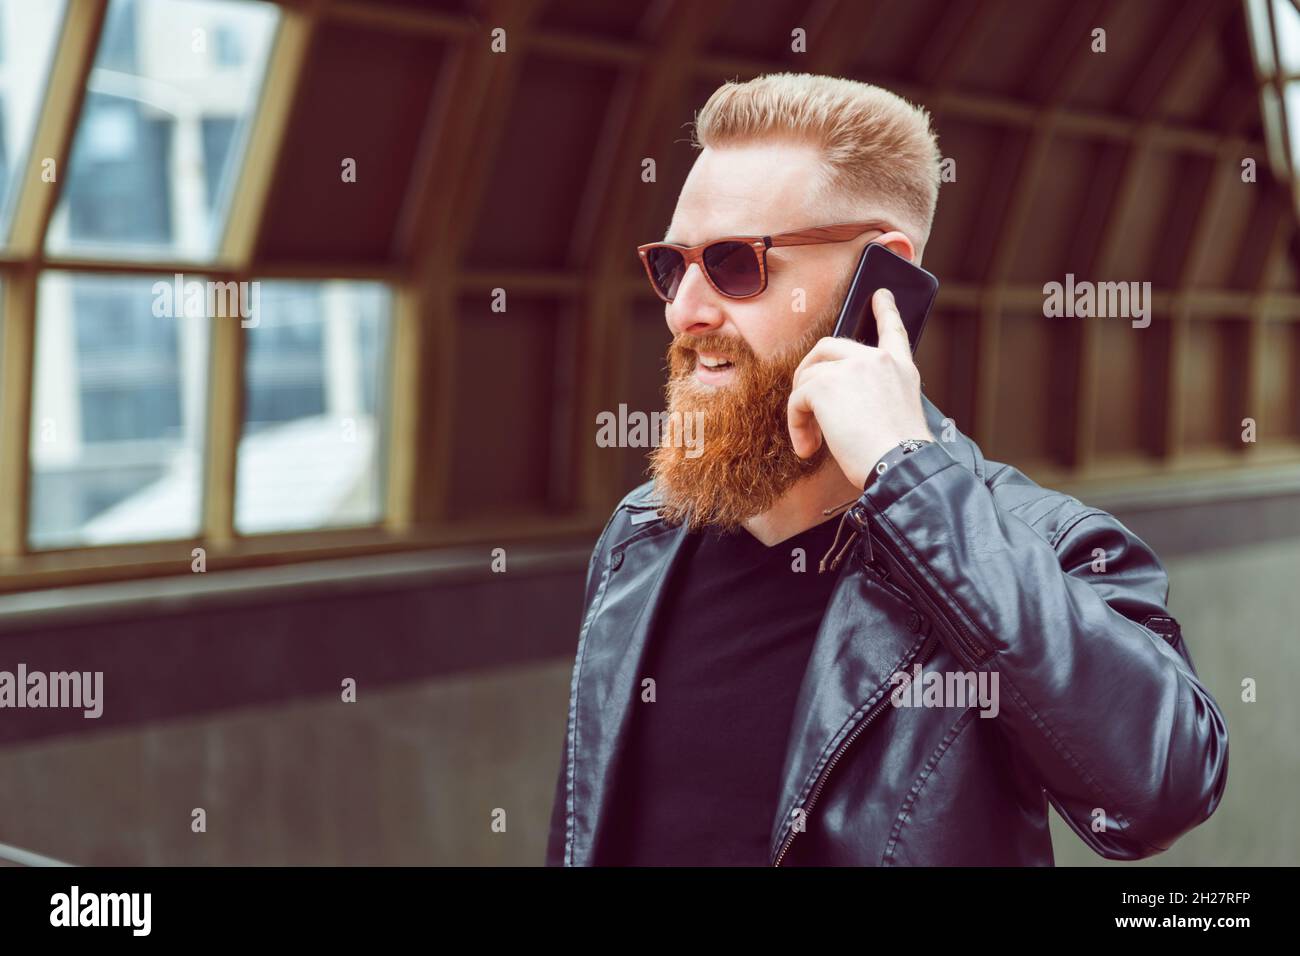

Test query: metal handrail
[0,841,73,867]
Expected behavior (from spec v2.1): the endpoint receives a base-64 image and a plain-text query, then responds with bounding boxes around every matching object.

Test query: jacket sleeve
[857,442,1229,860]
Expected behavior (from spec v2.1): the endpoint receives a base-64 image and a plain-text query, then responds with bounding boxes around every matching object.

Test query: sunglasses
[636,220,894,303]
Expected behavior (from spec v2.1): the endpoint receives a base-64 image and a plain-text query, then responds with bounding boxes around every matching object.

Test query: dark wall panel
[446,297,561,517]
[257,24,446,264]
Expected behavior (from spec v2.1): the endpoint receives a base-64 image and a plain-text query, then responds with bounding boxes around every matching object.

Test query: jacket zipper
[866,516,991,669]
[772,622,939,867]
[772,500,991,865]
[862,553,916,610]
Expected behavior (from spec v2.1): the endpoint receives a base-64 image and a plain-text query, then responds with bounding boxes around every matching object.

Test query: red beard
[648,309,838,531]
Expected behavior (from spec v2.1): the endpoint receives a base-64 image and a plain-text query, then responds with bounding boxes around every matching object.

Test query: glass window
[1287,81,1300,172]
[44,0,278,261]
[236,280,392,535]
[213,22,246,67]
[29,271,209,548]
[1248,0,1300,211]
[1273,0,1300,75]
[0,1,68,242]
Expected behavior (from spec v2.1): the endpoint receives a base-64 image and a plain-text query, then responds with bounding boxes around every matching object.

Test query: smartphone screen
[831,242,939,353]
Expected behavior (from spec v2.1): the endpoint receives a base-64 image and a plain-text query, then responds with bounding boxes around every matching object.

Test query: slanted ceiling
[278,0,1295,511]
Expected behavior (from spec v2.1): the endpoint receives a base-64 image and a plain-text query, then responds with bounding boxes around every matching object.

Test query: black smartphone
[830,242,938,353]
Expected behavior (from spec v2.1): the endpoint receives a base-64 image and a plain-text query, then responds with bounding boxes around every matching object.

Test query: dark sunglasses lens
[645,247,686,300]
[704,241,762,296]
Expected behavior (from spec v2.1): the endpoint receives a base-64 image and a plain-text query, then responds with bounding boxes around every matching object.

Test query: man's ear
[872,230,916,262]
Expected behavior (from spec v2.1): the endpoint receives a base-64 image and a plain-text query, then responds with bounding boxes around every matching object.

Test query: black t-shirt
[594,513,845,866]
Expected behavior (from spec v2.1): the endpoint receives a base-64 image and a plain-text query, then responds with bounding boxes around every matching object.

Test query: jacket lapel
[766,558,931,861]
[765,393,974,860]
[569,517,692,865]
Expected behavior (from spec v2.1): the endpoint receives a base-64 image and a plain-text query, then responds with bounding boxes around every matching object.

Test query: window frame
[0,0,600,593]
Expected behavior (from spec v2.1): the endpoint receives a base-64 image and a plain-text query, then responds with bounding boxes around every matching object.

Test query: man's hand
[788,288,934,489]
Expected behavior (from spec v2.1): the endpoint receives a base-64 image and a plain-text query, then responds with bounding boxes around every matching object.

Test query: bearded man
[545,73,1228,867]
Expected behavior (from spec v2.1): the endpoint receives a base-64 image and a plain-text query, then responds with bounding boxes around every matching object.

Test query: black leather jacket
[546,395,1229,865]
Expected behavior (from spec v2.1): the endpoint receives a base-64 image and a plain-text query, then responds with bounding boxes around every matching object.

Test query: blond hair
[690,73,941,248]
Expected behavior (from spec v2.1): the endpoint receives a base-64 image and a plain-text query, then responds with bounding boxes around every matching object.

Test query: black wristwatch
[864,438,934,490]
